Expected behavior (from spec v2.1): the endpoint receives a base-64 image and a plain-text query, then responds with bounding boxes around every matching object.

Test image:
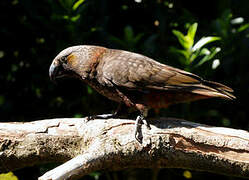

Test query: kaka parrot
[49,45,235,141]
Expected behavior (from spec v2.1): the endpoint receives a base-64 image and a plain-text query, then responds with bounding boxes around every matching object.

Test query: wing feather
[101,49,200,87]
[99,49,235,100]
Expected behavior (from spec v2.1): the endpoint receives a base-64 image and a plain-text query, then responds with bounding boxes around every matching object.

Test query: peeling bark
[0,117,249,179]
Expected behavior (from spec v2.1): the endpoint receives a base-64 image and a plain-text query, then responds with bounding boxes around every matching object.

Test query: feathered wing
[100,49,235,100]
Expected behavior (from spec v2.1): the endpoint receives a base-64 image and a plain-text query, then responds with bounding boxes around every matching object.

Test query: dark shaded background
[1,0,249,179]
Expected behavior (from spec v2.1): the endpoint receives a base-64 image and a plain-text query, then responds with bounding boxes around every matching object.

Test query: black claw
[135,133,143,143]
[134,115,144,143]
[134,114,151,143]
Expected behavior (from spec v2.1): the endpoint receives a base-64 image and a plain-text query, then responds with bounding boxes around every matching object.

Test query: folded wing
[100,49,235,100]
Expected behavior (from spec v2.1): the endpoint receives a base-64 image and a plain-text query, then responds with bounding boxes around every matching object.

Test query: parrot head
[49,46,84,82]
[49,45,101,82]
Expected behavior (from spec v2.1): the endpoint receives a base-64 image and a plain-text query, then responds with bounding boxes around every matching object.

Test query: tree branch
[0,117,249,179]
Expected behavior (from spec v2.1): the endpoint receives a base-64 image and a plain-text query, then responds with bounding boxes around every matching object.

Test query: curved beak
[49,60,59,82]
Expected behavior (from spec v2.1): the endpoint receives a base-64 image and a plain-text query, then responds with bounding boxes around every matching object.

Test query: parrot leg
[114,88,152,142]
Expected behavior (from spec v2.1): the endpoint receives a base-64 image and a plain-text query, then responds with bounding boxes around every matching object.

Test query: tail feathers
[172,69,235,100]
[204,80,234,92]
[192,80,236,100]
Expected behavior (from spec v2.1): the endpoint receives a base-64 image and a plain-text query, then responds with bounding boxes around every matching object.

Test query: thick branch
[0,117,249,179]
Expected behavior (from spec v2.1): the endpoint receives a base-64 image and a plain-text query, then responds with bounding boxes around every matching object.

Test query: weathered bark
[0,117,249,179]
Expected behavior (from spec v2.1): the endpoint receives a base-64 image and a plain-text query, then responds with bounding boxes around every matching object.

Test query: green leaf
[192,36,221,51]
[195,55,210,67]
[87,86,93,94]
[72,0,85,11]
[63,14,81,22]
[195,47,221,67]
[59,0,73,10]
[238,23,249,32]
[0,172,18,180]
[222,118,231,126]
[63,15,69,20]
[199,48,210,56]
[172,30,191,50]
[190,48,210,63]
[0,95,5,106]
[71,14,81,22]
[189,52,198,63]
[187,23,198,41]
[124,26,134,43]
[133,33,144,44]
[89,172,101,180]
[108,36,127,48]
[169,47,190,60]
[74,113,83,118]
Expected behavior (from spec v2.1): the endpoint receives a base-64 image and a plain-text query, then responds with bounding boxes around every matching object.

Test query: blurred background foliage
[0,0,249,179]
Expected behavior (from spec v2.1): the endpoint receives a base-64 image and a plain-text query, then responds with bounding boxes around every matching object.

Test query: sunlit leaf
[195,55,210,67]
[189,52,198,63]
[195,47,221,67]
[238,23,249,32]
[0,172,18,180]
[183,170,192,179]
[72,0,85,11]
[192,36,221,51]
[187,23,198,41]
[63,14,81,22]
[199,48,210,56]
[63,15,69,20]
[172,30,191,50]
[185,35,194,50]
[190,48,210,63]
[71,14,81,22]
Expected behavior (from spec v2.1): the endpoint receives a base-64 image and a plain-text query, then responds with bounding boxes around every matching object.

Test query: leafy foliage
[170,23,221,71]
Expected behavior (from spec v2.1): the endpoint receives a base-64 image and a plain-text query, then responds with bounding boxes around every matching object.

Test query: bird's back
[98,48,235,105]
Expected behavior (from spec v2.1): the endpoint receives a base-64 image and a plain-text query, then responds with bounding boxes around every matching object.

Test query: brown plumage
[49,45,235,140]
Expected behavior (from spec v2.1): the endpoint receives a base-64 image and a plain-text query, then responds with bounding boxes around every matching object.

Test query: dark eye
[61,55,68,63]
